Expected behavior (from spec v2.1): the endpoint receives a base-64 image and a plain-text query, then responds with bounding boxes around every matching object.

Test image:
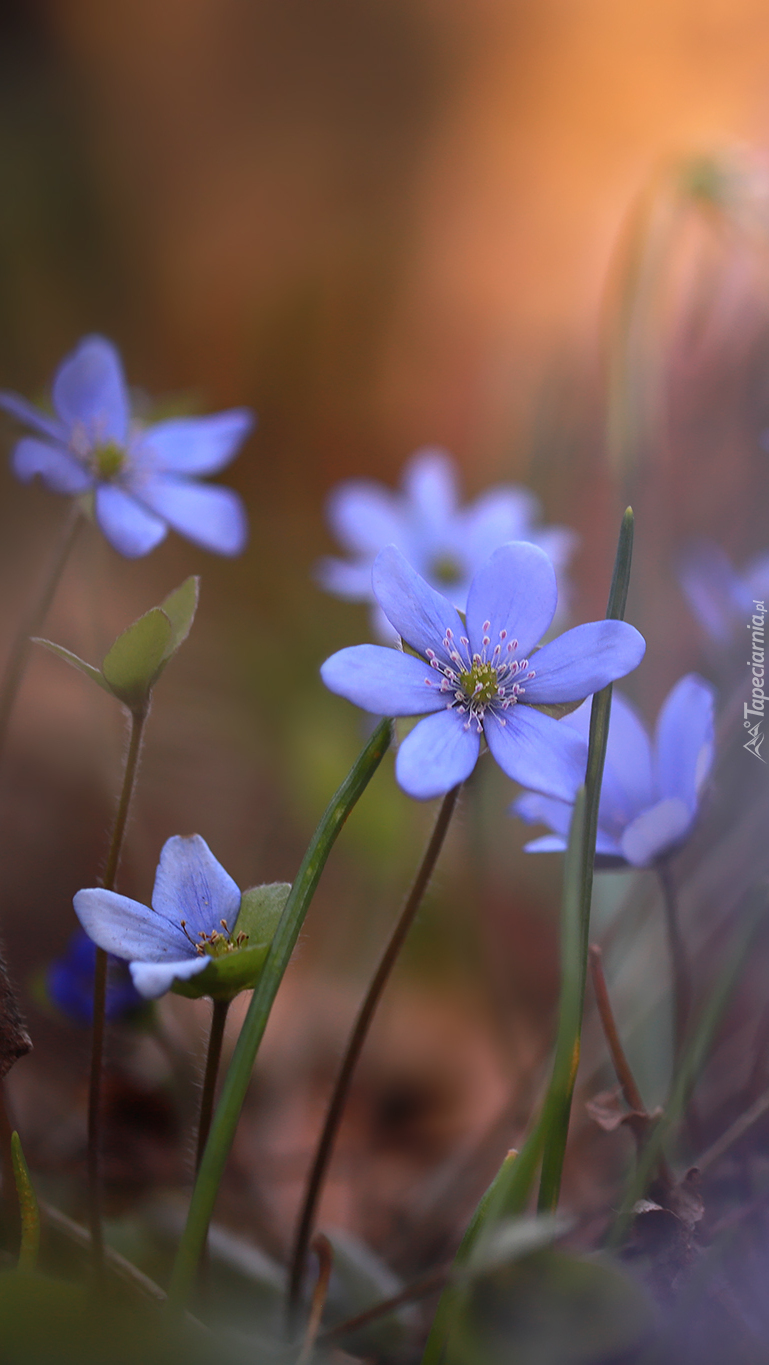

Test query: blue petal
[130,956,210,1000]
[465,542,557,660]
[512,790,573,838]
[135,476,248,555]
[620,798,693,867]
[524,835,569,853]
[94,484,168,557]
[679,541,751,643]
[654,674,716,812]
[372,545,465,665]
[314,556,375,601]
[139,409,254,476]
[457,487,539,563]
[401,448,458,529]
[522,621,646,704]
[0,391,66,442]
[484,704,587,800]
[74,888,191,961]
[12,438,92,494]
[745,553,769,603]
[52,336,129,443]
[563,694,654,830]
[321,644,446,716]
[326,480,406,555]
[151,834,241,941]
[395,709,479,799]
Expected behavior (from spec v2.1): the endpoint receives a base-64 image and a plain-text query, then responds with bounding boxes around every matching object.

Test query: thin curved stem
[0,503,81,769]
[657,858,690,1066]
[87,705,147,1278]
[195,1001,230,1174]
[287,784,460,1320]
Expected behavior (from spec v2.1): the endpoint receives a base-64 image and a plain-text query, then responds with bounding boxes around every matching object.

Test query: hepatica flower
[513,674,716,867]
[0,335,253,557]
[47,930,143,1025]
[74,835,288,1000]
[321,542,646,801]
[316,447,577,632]
[679,540,769,644]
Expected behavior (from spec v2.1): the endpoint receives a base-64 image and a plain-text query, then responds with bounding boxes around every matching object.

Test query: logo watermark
[744,599,766,761]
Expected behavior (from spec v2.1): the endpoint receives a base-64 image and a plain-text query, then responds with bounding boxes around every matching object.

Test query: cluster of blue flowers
[4,336,727,1000]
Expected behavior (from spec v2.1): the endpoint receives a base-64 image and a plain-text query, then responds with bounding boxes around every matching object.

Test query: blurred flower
[74,834,245,999]
[0,335,253,557]
[47,929,143,1025]
[679,540,769,644]
[316,447,577,636]
[321,542,645,801]
[512,674,716,867]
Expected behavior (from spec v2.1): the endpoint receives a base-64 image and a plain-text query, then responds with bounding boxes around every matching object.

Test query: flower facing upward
[316,447,577,635]
[512,674,716,867]
[321,542,646,801]
[0,335,253,557]
[74,835,246,999]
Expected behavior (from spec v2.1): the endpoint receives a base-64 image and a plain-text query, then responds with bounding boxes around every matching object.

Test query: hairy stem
[87,706,147,1277]
[0,503,81,769]
[288,784,460,1320]
[589,944,645,1115]
[195,1001,230,1174]
[657,858,690,1065]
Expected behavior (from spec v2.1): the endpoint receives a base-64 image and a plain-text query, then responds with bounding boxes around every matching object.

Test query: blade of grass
[168,719,391,1309]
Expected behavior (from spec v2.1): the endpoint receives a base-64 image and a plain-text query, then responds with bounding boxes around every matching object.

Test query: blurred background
[3,0,769,1332]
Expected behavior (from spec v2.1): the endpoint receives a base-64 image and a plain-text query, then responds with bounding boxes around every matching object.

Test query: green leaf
[234,883,291,944]
[32,639,112,696]
[158,576,200,663]
[101,607,172,710]
[171,944,274,1003]
[11,1132,39,1273]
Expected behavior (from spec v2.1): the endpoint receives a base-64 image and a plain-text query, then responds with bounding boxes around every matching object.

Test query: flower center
[429,552,463,587]
[458,659,500,706]
[92,440,126,481]
[181,918,248,957]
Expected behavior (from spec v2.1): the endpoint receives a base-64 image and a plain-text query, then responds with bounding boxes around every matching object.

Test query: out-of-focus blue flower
[512,674,716,867]
[74,834,243,999]
[47,929,143,1025]
[0,335,253,557]
[680,540,769,644]
[316,447,577,635]
[321,542,646,801]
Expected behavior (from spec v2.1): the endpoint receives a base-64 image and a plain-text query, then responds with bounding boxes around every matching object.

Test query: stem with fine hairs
[287,783,460,1320]
[87,705,147,1279]
[0,503,81,769]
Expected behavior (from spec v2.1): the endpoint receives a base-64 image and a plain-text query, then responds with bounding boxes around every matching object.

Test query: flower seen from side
[512,674,716,867]
[316,446,577,635]
[46,929,144,1024]
[321,542,646,801]
[679,540,769,644]
[0,335,253,557]
[74,835,285,1000]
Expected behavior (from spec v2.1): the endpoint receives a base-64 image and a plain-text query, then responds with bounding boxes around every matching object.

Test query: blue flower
[74,835,244,999]
[47,929,143,1025]
[679,540,769,644]
[321,542,646,801]
[0,335,253,557]
[512,674,716,867]
[316,447,577,634]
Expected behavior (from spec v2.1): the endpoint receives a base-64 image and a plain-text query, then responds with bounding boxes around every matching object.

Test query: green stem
[420,507,635,1365]
[87,705,147,1278]
[0,503,81,769]
[167,718,392,1309]
[288,784,460,1318]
